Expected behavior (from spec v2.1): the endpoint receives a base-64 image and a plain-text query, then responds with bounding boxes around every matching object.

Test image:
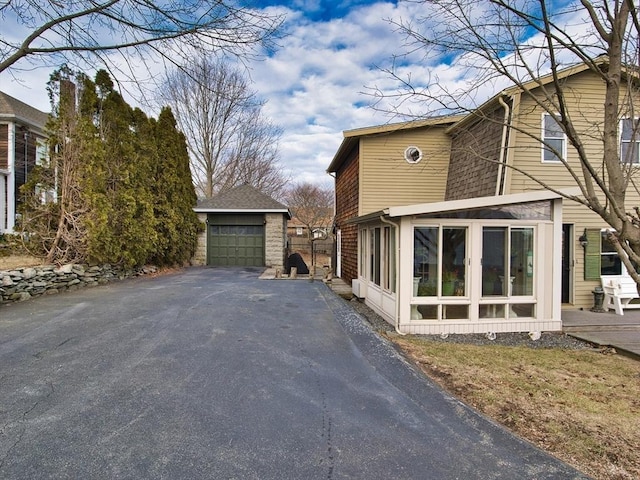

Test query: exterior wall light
[579,228,588,248]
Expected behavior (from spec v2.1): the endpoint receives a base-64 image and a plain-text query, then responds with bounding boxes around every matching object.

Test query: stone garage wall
[192,212,208,266]
[265,213,286,268]
[1,263,157,305]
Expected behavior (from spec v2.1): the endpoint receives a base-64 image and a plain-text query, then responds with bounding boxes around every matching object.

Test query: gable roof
[327,115,464,173]
[448,56,611,133]
[194,183,291,218]
[0,91,49,133]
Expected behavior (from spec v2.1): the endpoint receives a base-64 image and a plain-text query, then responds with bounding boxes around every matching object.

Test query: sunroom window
[414,226,467,297]
[369,228,381,285]
[382,226,396,292]
[481,226,534,297]
[359,229,367,278]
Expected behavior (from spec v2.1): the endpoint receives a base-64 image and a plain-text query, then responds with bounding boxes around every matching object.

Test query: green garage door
[207,214,265,266]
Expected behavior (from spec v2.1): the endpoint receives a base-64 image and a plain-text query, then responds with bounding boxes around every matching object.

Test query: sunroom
[351,190,565,335]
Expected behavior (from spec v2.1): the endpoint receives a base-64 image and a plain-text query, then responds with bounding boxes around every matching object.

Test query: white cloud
[0,1,446,185]
[1,70,52,112]
[247,2,429,182]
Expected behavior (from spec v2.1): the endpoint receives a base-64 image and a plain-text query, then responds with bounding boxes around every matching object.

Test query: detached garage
[192,184,290,268]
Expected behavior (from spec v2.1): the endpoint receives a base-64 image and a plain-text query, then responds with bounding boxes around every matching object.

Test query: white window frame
[620,117,640,165]
[541,113,566,163]
[382,226,396,293]
[404,145,423,164]
[359,229,367,279]
[369,227,381,286]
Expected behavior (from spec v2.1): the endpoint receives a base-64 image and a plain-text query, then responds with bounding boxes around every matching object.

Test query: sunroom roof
[349,189,579,224]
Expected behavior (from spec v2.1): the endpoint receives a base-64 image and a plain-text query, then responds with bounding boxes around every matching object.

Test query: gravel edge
[346,297,598,350]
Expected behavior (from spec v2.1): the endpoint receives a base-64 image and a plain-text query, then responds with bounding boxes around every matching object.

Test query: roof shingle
[0,91,49,131]
[196,184,290,217]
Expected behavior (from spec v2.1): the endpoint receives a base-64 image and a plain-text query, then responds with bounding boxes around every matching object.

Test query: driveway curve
[0,267,587,479]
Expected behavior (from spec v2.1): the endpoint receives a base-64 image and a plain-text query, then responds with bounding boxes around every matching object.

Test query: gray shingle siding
[445,107,506,200]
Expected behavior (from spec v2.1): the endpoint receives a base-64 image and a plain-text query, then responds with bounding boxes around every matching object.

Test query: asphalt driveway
[0,267,587,479]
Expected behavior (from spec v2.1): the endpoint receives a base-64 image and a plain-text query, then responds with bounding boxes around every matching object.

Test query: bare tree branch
[159,55,289,199]
[372,0,640,285]
[0,1,284,76]
[285,181,334,268]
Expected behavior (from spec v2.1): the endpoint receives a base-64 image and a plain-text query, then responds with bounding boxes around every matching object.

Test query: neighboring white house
[0,91,49,234]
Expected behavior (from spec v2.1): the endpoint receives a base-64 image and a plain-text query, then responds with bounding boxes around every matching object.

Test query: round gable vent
[404,146,422,164]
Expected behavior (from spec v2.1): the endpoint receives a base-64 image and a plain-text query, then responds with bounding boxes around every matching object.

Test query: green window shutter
[584,228,601,280]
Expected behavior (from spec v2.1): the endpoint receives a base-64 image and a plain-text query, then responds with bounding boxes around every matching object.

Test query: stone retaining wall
[1,263,157,305]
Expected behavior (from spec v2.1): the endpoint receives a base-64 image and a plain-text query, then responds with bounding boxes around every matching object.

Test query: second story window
[542,113,565,163]
[620,118,640,165]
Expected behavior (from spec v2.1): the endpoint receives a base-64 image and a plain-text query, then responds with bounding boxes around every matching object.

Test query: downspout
[379,215,406,336]
[496,96,511,196]
[327,171,338,277]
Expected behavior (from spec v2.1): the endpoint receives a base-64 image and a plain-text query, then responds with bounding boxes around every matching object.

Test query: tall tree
[149,107,201,266]
[0,1,283,76]
[160,56,289,199]
[81,71,158,267]
[375,1,640,286]
[19,66,98,263]
[20,67,201,267]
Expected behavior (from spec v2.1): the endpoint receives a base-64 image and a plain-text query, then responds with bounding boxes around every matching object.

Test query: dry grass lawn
[0,254,44,270]
[388,335,640,480]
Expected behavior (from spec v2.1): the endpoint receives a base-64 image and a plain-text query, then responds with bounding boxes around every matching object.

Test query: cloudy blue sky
[247,0,413,184]
[0,1,586,186]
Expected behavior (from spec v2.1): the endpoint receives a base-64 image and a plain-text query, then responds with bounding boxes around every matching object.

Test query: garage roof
[194,183,291,219]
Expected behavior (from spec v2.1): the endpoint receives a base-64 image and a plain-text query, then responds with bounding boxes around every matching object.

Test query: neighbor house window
[312,228,326,239]
[620,118,640,165]
[542,113,566,162]
[36,140,48,166]
[296,227,303,236]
